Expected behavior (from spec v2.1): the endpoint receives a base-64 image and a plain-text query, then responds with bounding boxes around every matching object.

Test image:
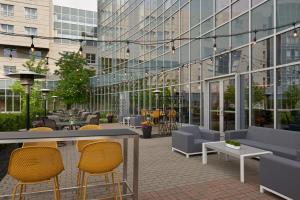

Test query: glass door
[209,77,236,132]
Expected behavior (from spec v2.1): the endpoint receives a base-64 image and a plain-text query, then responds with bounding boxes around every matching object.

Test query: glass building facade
[53,5,98,46]
[92,0,300,132]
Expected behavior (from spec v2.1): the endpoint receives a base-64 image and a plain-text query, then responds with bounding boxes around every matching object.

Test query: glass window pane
[215,53,229,76]
[232,0,248,18]
[231,46,249,73]
[191,82,202,125]
[251,70,274,128]
[190,0,200,27]
[202,59,214,79]
[251,1,273,39]
[201,17,213,34]
[201,0,213,21]
[277,0,300,31]
[240,74,249,129]
[277,28,300,65]
[252,37,274,70]
[216,23,229,53]
[216,0,230,12]
[216,8,229,27]
[232,13,249,48]
[277,65,300,131]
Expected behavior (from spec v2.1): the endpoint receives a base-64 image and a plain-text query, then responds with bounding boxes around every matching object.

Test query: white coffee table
[202,141,272,183]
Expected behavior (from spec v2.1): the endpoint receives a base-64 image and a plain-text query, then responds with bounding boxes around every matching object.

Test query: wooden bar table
[0,129,139,200]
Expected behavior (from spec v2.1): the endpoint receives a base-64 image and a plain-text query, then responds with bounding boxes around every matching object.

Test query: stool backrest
[78,142,123,173]
[8,147,64,182]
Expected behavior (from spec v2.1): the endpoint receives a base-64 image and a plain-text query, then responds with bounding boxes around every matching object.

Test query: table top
[204,141,272,158]
[0,129,139,144]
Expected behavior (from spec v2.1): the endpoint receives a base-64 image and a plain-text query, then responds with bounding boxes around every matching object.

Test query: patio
[0,124,279,200]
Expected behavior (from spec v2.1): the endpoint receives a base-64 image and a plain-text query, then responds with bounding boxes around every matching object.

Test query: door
[209,78,236,132]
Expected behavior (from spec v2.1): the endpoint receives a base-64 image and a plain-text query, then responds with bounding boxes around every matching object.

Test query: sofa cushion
[178,125,200,136]
[247,126,300,149]
[237,139,297,160]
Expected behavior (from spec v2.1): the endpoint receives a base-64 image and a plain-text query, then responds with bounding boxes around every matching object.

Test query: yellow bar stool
[23,127,57,148]
[8,147,64,200]
[76,125,110,194]
[77,141,123,200]
[76,125,104,152]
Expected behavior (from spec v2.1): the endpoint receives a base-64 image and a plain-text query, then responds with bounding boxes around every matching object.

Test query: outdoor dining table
[56,120,86,130]
[0,128,139,200]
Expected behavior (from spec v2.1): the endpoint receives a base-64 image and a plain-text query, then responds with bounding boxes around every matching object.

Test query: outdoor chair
[43,118,59,130]
[23,127,57,148]
[172,125,220,158]
[77,141,123,200]
[76,125,104,152]
[8,147,64,200]
[89,116,100,125]
[129,115,144,128]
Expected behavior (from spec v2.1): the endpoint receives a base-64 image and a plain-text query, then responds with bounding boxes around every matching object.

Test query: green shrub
[0,113,26,132]
[226,140,240,146]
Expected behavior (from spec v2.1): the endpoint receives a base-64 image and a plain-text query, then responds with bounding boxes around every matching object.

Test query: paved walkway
[0,123,280,199]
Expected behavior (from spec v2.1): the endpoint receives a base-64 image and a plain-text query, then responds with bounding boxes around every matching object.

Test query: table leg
[240,155,245,183]
[133,135,139,200]
[202,143,207,164]
[123,138,128,194]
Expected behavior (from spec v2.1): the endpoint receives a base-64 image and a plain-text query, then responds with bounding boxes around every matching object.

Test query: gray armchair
[172,125,220,158]
[260,154,300,200]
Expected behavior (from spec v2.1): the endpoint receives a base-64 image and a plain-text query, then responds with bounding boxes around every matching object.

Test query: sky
[53,0,97,11]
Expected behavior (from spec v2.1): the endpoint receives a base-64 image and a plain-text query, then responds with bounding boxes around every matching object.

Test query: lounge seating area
[170,125,300,200]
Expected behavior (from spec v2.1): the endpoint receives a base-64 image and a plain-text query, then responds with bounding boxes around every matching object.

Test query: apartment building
[0,0,98,112]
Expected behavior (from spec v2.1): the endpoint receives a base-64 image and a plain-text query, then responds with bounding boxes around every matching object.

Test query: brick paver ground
[0,123,280,199]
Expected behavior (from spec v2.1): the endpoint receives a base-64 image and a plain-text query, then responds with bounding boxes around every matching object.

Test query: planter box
[225,143,241,150]
[0,144,18,181]
[142,126,152,138]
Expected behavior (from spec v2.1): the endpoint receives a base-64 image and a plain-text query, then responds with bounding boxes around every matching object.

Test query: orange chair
[8,147,64,200]
[151,110,161,124]
[23,127,57,148]
[77,141,123,200]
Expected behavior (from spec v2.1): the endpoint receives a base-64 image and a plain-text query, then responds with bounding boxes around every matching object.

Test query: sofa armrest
[260,154,300,199]
[225,129,248,140]
[201,129,220,141]
[172,131,194,152]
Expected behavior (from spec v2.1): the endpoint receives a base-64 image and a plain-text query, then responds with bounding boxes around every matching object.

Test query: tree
[55,52,94,109]
[23,55,49,74]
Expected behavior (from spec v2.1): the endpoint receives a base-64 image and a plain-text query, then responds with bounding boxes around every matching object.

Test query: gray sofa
[225,126,300,161]
[225,126,300,199]
[172,125,220,158]
[260,154,300,200]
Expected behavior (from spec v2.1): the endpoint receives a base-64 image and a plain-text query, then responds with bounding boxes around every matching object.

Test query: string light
[213,36,217,52]
[293,23,298,37]
[126,41,130,56]
[253,30,257,45]
[79,40,83,55]
[171,40,176,54]
[30,35,35,52]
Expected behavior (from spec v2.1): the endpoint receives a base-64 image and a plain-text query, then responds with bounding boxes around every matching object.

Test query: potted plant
[141,121,154,138]
[106,113,114,123]
[225,140,241,150]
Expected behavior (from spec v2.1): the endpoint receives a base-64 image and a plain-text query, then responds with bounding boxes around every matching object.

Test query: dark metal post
[26,92,30,130]
[44,98,47,117]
